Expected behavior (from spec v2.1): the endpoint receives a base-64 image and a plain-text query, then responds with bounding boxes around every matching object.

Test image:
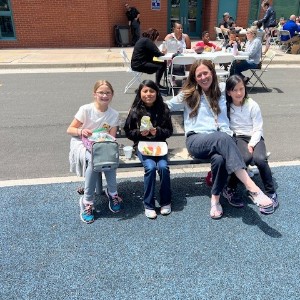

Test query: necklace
[202,92,220,131]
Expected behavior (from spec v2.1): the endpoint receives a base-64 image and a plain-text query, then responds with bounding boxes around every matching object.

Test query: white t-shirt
[75,103,119,132]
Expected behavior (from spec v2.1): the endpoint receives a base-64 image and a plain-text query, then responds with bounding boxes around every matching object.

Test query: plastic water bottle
[233,43,238,56]
[162,41,167,53]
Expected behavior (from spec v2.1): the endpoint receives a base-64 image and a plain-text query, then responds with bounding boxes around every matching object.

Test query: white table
[158,51,249,62]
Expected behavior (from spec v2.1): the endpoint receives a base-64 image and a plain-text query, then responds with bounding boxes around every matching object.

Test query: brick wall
[0,0,168,48]
[0,0,252,48]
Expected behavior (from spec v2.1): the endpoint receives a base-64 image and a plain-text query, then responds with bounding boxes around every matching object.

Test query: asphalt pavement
[1,46,300,299]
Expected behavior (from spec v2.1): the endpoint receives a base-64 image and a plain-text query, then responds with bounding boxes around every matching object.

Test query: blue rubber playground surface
[1,165,300,299]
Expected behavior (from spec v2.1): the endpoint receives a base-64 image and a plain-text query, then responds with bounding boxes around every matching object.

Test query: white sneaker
[145,209,157,219]
[160,204,171,216]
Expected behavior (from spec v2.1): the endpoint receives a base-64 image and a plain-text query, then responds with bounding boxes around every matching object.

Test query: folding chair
[278,30,293,53]
[248,49,276,92]
[120,49,142,93]
[212,53,234,82]
[168,56,196,97]
[214,27,226,46]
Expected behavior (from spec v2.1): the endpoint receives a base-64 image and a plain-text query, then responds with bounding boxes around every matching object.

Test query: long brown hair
[182,60,221,118]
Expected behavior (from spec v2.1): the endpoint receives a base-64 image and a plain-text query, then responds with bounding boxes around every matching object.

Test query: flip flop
[210,203,223,219]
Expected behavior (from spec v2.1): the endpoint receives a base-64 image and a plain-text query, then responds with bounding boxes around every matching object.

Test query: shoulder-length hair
[225,74,248,120]
[181,60,221,118]
[142,28,160,41]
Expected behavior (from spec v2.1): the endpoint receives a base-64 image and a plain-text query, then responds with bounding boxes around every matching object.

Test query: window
[0,0,15,38]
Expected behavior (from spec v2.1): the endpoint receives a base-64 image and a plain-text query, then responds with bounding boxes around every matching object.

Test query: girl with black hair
[124,80,173,219]
[225,74,278,213]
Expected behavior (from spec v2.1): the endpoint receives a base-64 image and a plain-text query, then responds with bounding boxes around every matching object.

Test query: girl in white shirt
[67,80,122,224]
[225,75,278,213]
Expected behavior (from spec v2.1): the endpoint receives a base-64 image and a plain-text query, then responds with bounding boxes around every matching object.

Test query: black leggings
[136,61,167,85]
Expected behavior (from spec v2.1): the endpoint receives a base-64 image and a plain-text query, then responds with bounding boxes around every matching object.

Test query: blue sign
[151,0,160,10]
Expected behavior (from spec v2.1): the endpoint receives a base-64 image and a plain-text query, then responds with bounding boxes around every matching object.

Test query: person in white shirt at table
[164,21,191,53]
[230,26,262,84]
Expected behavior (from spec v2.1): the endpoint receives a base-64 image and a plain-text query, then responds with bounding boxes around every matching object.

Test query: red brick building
[1,0,298,49]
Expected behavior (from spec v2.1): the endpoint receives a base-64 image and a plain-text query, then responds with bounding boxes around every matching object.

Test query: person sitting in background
[225,30,242,51]
[230,26,262,84]
[193,31,222,53]
[222,31,241,70]
[219,12,233,39]
[282,15,300,43]
[296,16,300,25]
[230,22,243,34]
[164,21,191,53]
[276,17,286,31]
[131,28,167,89]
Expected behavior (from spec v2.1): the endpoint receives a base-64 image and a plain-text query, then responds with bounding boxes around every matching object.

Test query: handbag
[91,141,119,172]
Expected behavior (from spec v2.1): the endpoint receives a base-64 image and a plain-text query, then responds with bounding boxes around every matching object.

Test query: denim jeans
[230,60,260,78]
[186,132,246,195]
[84,151,117,202]
[227,136,275,195]
[137,150,171,210]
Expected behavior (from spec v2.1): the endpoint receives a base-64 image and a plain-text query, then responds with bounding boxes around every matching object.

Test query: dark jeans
[186,132,246,195]
[230,60,260,78]
[137,150,171,210]
[131,20,140,45]
[135,61,167,85]
[227,136,275,195]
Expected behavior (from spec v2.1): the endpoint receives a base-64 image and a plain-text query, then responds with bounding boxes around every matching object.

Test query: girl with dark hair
[131,28,167,89]
[124,80,173,219]
[166,60,275,219]
[224,75,278,212]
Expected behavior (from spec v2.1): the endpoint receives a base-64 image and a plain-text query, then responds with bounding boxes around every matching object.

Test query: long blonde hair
[182,60,221,118]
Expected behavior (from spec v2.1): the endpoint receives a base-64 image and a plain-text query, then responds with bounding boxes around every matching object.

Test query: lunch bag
[91,141,119,172]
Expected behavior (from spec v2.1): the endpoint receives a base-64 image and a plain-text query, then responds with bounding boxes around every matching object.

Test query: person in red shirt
[193,31,222,53]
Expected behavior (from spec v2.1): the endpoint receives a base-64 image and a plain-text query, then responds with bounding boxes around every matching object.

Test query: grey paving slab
[1,166,300,300]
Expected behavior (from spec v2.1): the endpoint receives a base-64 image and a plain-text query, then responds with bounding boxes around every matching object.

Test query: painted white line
[1,160,299,187]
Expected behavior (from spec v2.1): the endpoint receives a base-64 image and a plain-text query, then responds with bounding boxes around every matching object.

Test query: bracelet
[77,128,82,137]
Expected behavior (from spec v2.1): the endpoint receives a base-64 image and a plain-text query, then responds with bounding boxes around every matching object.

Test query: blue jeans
[137,150,171,210]
[186,132,246,195]
[84,151,117,202]
[230,60,260,78]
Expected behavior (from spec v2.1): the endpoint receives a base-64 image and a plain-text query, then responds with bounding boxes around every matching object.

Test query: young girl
[224,75,278,213]
[67,80,122,224]
[124,80,173,219]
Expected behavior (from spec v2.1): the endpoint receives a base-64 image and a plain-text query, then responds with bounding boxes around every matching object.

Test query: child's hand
[149,128,157,136]
[141,130,149,136]
[82,129,92,137]
[248,145,254,154]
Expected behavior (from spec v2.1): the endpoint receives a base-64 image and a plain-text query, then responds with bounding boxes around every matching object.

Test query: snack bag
[140,116,153,131]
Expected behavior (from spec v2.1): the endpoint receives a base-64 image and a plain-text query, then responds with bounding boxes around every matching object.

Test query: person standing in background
[125,3,141,46]
[259,1,276,55]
